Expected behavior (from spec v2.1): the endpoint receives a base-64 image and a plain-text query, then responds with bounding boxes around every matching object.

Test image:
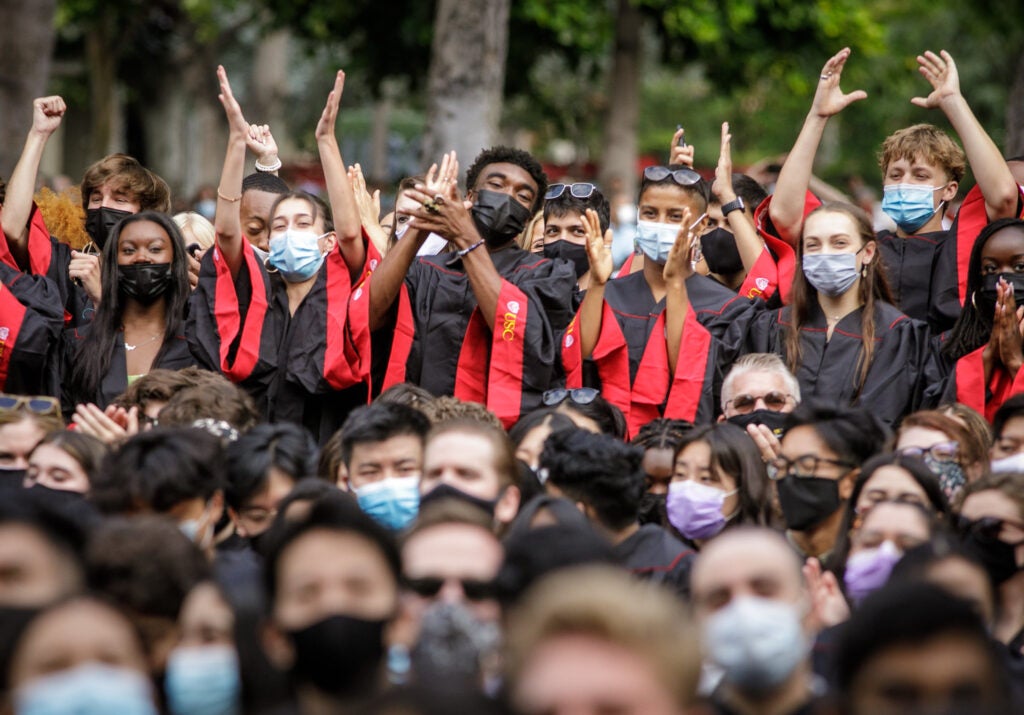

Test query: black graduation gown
[60,328,195,411]
[612,523,695,600]
[378,245,578,427]
[876,228,950,330]
[745,300,930,426]
[187,240,370,443]
[0,261,64,396]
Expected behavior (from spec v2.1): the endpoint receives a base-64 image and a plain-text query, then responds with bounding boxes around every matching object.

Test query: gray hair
[721,353,801,412]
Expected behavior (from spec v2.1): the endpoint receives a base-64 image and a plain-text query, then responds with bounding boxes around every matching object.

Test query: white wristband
[255,157,282,172]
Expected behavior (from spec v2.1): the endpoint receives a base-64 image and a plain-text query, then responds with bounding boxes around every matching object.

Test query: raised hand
[663,208,699,286]
[711,122,737,203]
[804,557,851,632]
[217,65,250,138]
[406,152,474,245]
[911,50,961,110]
[811,47,868,119]
[996,280,1024,376]
[348,163,381,224]
[68,250,102,305]
[31,96,66,138]
[315,70,345,143]
[669,127,695,168]
[246,123,279,165]
[423,151,459,197]
[582,208,613,286]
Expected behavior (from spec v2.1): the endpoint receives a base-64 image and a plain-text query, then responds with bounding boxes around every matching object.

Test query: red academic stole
[955,346,1024,422]
[954,184,1024,307]
[0,280,27,389]
[211,239,269,382]
[752,192,820,305]
[347,238,382,392]
[590,302,711,437]
[0,203,53,276]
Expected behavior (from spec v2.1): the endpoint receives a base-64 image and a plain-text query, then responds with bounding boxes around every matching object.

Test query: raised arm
[349,163,389,256]
[912,50,1018,221]
[769,48,867,244]
[578,209,614,359]
[712,122,762,274]
[315,70,364,273]
[246,123,280,175]
[2,96,66,266]
[664,209,698,376]
[367,154,457,330]
[669,126,695,168]
[214,65,249,279]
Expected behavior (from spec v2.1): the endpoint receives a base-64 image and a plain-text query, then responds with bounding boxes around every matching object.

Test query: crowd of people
[2,45,1024,714]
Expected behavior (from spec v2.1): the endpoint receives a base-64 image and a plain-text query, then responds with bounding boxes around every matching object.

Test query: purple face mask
[843,540,902,604]
[666,480,737,540]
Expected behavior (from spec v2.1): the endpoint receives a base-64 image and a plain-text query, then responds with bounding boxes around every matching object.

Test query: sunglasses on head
[542,387,600,407]
[643,166,702,187]
[0,394,61,417]
[403,575,498,602]
[545,183,597,201]
[726,391,793,414]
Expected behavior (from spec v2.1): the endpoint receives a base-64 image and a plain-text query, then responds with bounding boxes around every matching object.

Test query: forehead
[278,529,389,585]
[272,197,317,221]
[241,189,280,219]
[402,523,502,575]
[425,431,496,465]
[780,425,833,457]
[638,183,703,212]
[729,370,790,396]
[981,226,1024,261]
[395,192,420,214]
[692,536,799,594]
[896,426,950,450]
[802,210,859,241]
[885,153,948,175]
[349,434,423,464]
[119,219,170,243]
[862,465,925,496]
[474,162,538,194]
[545,211,585,228]
[999,416,1024,439]
[961,489,1021,522]
[860,503,927,535]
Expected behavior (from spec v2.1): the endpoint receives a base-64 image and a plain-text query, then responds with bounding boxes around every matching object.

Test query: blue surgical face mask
[802,252,860,297]
[356,476,421,531]
[634,220,679,264]
[666,480,737,541]
[267,229,328,282]
[15,662,158,715]
[164,644,241,715]
[881,183,945,234]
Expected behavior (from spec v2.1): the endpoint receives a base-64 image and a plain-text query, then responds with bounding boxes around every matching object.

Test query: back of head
[376,382,436,412]
[114,367,208,412]
[878,123,966,184]
[783,400,889,465]
[224,423,319,511]
[91,427,225,515]
[80,153,171,213]
[555,393,627,438]
[539,429,644,531]
[730,173,768,210]
[420,396,503,430]
[156,379,259,432]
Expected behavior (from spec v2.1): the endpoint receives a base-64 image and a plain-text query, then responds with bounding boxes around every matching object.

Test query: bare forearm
[318,136,364,271]
[770,113,828,244]
[665,280,689,376]
[579,281,606,359]
[368,229,424,330]
[942,95,1018,219]
[215,134,247,277]
[2,131,48,265]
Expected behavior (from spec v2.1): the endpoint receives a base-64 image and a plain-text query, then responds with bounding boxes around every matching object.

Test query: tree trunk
[250,31,296,161]
[84,11,120,160]
[1007,50,1024,158]
[598,0,642,201]
[422,0,511,181]
[0,0,57,176]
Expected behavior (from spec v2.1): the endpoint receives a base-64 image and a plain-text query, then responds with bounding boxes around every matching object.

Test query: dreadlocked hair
[942,218,1024,360]
[630,418,693,450]
[784,202,894,400]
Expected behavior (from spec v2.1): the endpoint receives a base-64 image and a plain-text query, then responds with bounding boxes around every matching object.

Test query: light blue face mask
[356,475,421,531]
[267,229,327,282]
[634,213,706,265]
[802,252,860,297]
[165,644,241,715]
[15,662,158,715]
[881,183,945,234]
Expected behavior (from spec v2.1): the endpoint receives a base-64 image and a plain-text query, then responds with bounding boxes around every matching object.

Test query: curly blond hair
[34,186,90,250]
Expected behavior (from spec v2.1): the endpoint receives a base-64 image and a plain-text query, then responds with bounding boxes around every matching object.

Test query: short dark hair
[993,393,1024,440]
[728,174,768,210]
[91,428,225,514]
[783,400,889,467]
[263,494,400,609]
[540,429,645,531]
[242,172,289,195]
[376,382,436,411]
[631,418,693,451]
[557,394,627,439]
[507,408,577,449]
[224,423,319,511]
[834,581,1009,702]
[638,164,708,213]
[336,402,431,469]
[543,187,611,234]
[466,146,548,213]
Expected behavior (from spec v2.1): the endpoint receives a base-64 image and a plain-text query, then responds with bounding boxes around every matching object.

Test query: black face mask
[776,475,842,531]
[727,409,788,438]
[976,273,1024,319]
[700,227,744,276]
[119,263,173,305]
[471,189,533,247]
[85,207,133,251]
[420,482,499,517]
[0,468,26,491]
[543,240,590,279]
[960,520,1021,585]
[637,492,667,527]
[288,614,386,697]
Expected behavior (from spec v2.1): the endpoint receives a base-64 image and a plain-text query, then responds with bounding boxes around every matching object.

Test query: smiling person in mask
[188,67,370,441]
[691,527,824,715]
[365,146,578,427]
[62,211,194,411]
[262,494,400,713]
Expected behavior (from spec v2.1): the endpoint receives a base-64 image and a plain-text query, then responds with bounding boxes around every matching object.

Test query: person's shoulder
[873,300,928,333]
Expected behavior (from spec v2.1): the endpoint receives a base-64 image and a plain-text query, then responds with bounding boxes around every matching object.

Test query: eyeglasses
[403,575,498,602]
[545,183,597,201]
[643,166,702,187]
[542,387,600,407]
[896,441,959,464]
[0,394,61,417]
[766,454,856,481]
[725,391,794,414]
